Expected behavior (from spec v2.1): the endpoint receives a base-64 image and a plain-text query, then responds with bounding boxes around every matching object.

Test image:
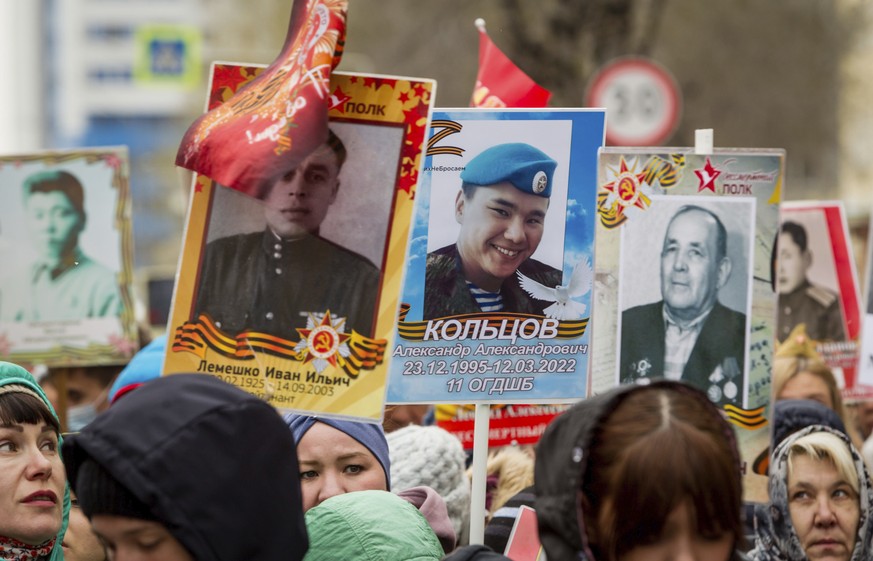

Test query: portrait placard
[778,201,864,397]
[164,63,435,422]
[0,148,136,366]
[387,108,606,403]
[592,148,784,501]
[858,207,873,392]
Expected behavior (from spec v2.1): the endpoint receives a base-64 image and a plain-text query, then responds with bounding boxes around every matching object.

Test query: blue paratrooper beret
[460,143,558,198]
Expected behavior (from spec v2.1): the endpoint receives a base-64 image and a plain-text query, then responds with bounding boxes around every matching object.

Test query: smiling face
[454,182,549,292]
[660,209,730,322]
[91,516,193,561]
[25,191,85,264]
[263,143,341,239]
[788,455,859,561]
[0,421,65,545]
[296,422,387,512]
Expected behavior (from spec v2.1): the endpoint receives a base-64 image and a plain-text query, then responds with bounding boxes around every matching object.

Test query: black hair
[780,221,808,253]
[326,129,347,169]
[0,391,60,434]
[23,170,86,216]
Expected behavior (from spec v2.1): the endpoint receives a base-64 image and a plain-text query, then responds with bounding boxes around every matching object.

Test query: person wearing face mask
[42,364,122,432]
[750,426,873,561]
[1,170,121,322]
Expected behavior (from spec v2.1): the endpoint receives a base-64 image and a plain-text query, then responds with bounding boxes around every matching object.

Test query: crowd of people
[2,320,873,561]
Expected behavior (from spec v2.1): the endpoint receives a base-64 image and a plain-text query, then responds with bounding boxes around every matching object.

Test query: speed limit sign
[584,57,682,146]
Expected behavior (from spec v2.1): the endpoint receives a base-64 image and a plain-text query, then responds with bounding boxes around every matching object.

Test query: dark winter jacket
[63,373,308,561]
[533,380,746,561]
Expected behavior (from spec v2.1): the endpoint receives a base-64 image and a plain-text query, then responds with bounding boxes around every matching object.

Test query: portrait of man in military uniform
[192,128,383,339]
[619,202,750,407]
[423,143,563,320]
[776,220,846,342]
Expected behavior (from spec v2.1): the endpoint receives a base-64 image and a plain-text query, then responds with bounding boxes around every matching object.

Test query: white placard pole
[695,128,714,154]
[469,403,491,544]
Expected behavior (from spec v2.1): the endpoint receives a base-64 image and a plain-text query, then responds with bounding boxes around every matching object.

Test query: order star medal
[296,311,351,374]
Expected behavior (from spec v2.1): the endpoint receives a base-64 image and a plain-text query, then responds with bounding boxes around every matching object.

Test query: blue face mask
[67,402,98,432]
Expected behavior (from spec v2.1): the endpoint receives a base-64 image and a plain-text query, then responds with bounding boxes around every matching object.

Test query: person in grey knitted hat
[387,424,471,545]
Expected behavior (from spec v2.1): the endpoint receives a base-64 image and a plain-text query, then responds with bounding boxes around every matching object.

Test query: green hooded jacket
[303,490,443,561]
[0,361,70,561]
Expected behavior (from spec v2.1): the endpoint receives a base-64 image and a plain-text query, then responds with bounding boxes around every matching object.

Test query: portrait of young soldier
[620,204,747,407]
[424,143,563,319]
[776,220,846,343]
[193,129,381,339]
[1,170,121,322]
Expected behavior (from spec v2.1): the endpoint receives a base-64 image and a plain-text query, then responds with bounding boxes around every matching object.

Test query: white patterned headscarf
[750,425,873,561]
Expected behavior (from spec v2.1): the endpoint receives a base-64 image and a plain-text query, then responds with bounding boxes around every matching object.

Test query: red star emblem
[328,86,352,113]
[695,157,721,192]
[296,312,350,368]
[398,90,411,104]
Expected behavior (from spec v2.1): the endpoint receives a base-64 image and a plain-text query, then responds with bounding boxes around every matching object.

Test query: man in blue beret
[424,143,563,319]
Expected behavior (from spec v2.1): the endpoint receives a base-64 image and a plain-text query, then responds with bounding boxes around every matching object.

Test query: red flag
[176,0,348,199]
[470,19,551,108]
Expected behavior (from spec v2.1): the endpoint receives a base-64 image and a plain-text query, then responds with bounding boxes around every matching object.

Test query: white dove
[517,258,594,320]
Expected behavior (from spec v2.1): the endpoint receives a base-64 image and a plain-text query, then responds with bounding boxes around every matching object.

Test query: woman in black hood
[61,373,308,561]
[534,380,745,561]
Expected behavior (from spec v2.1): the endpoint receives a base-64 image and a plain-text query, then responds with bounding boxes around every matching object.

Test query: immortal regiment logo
[693,156,781,196]
[597,154,686,228]
[175,0,349,198]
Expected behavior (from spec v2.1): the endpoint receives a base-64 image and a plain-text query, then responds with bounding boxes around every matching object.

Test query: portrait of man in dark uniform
[423,143,563,320]
[620,204,748,407]
[193,129,380,339]
[776,220,845,342]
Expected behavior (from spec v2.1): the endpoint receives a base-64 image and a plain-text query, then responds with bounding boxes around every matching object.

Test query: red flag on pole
[176,0,348,199]
[470,18,551,108]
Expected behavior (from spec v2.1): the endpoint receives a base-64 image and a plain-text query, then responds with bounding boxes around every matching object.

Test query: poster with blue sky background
[387,108,605,403]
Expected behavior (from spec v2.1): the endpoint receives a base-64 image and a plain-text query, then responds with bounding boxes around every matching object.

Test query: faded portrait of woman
[1,170,121,323]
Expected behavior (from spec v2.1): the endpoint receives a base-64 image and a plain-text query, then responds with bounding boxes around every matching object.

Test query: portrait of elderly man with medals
[619,203,748,407]
[423,143,563,319]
